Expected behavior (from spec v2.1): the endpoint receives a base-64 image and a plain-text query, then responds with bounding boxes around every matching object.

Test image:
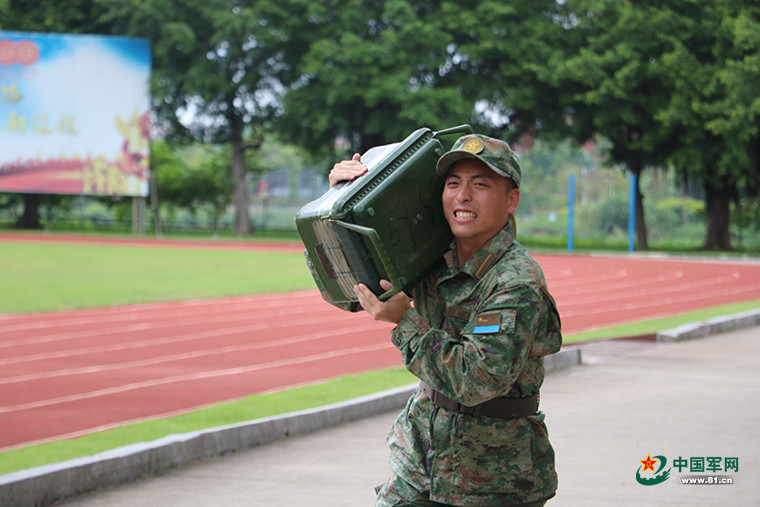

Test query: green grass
[520,235,760,256]
[0,241,314,313]
[0,367,416,475]
[563,299,760,344]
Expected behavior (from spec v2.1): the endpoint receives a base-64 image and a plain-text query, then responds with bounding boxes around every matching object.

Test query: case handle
[433,124,474,138]
[331,219,401,301]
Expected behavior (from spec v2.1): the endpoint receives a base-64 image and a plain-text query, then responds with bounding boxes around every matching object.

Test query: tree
[721,4,760,245]
[654,0,759,249]
[700,1,760,249]
[178,145,235,230]
[543,0,759,251]
[543,0,698,250]
[0,0,114,34]
[278,0,476,156]
[438,1,570,143]
[150,140,185,227]
[149,141,236,231]
[105,0,306,235]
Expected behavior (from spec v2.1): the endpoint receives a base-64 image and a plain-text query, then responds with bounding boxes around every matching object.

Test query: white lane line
[0,370,369,453]
[0,341,394,415]
[0,301,346,349]
[558,282,760,317]
[0,323,387,384]
[556,272,752,309]
[0,291,321,336]
[550,269,683,294]
[548,268,630,288]
[0,313,383,366]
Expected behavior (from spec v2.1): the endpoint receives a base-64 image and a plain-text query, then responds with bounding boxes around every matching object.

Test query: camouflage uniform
[306,133,562,506]
[378,220,562,506]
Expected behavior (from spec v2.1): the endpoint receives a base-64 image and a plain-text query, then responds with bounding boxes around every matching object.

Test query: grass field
[0,241,314,313]
[562,299,760,344]
[1,236,758,475]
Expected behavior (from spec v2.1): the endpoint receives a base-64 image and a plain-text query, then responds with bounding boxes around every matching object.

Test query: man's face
[442,159,519,250]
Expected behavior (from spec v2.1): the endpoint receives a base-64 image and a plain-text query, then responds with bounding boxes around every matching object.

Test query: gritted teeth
[455,210,476,220]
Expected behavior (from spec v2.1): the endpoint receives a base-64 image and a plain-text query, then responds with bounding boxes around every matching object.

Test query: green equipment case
[296,125,472,305]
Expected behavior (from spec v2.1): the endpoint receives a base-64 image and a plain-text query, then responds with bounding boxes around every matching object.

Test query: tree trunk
[631,166,649,250]
[15,194,42,229]
[231,133,253,236]
[703,179,731,250]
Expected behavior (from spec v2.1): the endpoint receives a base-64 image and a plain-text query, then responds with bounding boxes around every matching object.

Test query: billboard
[0,32,151,197]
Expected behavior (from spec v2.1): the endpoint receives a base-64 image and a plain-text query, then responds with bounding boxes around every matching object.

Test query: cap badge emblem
[462,137,484,154]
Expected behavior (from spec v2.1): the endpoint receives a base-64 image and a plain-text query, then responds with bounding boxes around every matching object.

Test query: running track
[1,235,759,450]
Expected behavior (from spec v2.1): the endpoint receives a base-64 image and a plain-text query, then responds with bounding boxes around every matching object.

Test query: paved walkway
[56,326,758,507]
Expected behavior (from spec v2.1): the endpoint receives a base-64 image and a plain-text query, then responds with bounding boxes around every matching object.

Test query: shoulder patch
[473,312,501,334]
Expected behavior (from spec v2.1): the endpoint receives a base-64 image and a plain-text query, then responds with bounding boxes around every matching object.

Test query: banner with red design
[0,32,151,197]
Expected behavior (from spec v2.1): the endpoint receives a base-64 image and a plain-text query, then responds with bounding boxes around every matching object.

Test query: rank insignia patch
[473,312,501,334]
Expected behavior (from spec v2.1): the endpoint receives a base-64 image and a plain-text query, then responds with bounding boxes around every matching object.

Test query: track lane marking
[558,282,760,317]
[0,315,390,366]
[0,341,395,415]
[0,291,321,336]
[0,323,389,384]
[0,300,355,349]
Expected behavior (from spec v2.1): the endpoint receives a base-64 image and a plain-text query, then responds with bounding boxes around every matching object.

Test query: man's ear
[506,188,520,215]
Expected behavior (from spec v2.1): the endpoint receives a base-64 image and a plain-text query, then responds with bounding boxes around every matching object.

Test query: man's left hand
[354,280,410,324]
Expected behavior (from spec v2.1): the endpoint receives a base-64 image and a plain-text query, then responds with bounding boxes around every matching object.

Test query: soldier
[329,134,562,506]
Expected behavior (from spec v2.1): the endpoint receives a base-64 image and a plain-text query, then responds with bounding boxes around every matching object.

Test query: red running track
[1,238,759,450]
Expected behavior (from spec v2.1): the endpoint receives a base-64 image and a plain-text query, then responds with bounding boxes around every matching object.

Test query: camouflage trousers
[375,473,548,507]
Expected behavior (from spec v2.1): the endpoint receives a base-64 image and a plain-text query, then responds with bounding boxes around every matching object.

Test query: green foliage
[593,194,629,236]
[148,141,234,228]
[0,0,115,33]
[151,141,185,205]
[0,193,21,219]
[101,0,319,234]
[278,0,476,154]
[542,1,760,250]
[518,138,595,216]
[4,0,759,247]
[443,1,570,139]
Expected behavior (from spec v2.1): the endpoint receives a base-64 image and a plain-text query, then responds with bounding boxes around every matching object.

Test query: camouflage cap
[436,134,521,187]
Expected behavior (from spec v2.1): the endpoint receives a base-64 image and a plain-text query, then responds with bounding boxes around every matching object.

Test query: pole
[628,173,637,252]
[150,170,163,237]
[567,174,576,251]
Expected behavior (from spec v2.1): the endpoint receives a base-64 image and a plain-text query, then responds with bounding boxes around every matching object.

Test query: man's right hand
[353,280,410,324]
[329,153,368,188]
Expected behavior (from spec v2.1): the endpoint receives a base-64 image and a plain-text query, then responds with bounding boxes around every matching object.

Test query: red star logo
[640,454,658,473]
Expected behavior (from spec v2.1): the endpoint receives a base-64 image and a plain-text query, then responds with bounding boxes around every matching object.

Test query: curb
[656,308,760,342]
[0,349,580,507]
[0,384,415,507]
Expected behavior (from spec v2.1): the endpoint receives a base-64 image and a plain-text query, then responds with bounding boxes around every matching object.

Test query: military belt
[419,381,539,419]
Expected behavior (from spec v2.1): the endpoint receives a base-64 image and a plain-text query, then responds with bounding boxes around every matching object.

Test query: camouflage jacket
[387,223,562,506]
[304,223,562,505]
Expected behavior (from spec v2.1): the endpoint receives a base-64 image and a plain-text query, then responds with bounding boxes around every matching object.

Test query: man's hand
[354,280,411,324]
[329,153,368,188]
